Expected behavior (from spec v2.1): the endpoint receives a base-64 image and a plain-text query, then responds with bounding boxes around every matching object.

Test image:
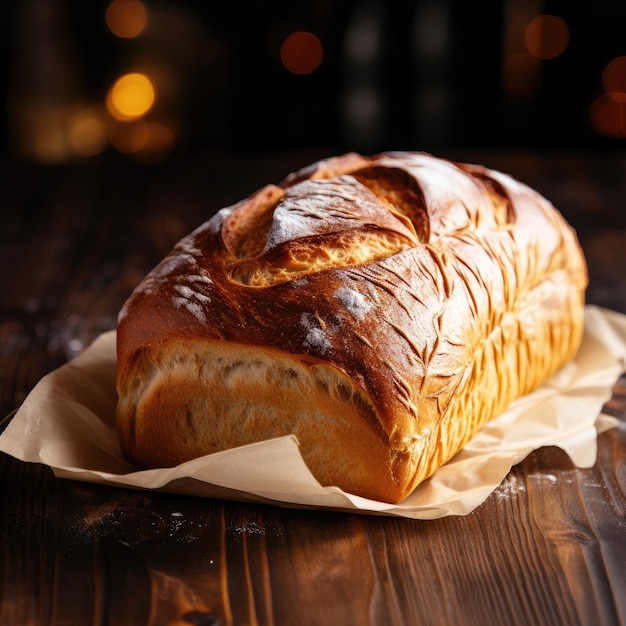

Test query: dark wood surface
[1,149,625,626]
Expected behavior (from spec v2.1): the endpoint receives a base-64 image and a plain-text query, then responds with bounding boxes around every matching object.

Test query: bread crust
[116,152,588,502]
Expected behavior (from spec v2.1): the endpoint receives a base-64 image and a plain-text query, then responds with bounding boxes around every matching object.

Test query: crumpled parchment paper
[1,305,624,519]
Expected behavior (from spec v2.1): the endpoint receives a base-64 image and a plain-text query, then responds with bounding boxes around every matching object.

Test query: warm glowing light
[590,94,626,137]
[109,119,149,153]
[603,56,626,103]
[524,15,569,60]
[502,53,543,98]
[106,73,155,120]
[109,120,175,155]
[280,31,323,75]
[105,0,147,38]
[67,105,109,157]
[29,108,69,163]
[140,121,175,156]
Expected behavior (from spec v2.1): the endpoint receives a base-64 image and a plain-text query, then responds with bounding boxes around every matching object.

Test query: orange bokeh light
[602,56,626,103]
[280,31,323,75]
[106,73,156,121]
[590,94,626,137]
[67,105,109,157]
[109,119,149,153]
[524,15,569,60]
[109,119,175,155]
[105,0,147,39]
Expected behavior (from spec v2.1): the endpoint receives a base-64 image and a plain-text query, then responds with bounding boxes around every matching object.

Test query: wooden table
[1,150,625,625]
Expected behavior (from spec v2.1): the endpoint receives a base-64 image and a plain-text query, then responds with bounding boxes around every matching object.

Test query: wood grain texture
[1,151,625,626]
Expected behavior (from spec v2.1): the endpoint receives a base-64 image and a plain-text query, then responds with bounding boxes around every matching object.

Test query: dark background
[1,0,626,163]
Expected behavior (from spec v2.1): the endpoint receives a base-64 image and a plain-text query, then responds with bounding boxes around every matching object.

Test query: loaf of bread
[115,152,587,503]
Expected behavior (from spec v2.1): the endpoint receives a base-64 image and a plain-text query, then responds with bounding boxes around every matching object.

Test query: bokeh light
[67,105,109,157]
[524,15,569,60]
[140,121,176,156]
[109,119,149,153]
[109,119,175,155]
[280,31,323,75]
[105,0,147,39]
[602,56,626,102]
[590,94,626,137]
[106,73,156,120]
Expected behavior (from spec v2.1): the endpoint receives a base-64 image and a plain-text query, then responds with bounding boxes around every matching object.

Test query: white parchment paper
[1,305,625,519]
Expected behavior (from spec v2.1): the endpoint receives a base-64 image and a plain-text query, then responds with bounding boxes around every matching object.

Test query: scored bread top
[116,152,587,497]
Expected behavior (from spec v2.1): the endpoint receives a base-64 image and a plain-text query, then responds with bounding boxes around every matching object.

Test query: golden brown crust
[115,151,588,502]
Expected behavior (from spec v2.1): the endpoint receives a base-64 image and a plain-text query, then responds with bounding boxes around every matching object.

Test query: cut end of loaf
[116,337,422,503]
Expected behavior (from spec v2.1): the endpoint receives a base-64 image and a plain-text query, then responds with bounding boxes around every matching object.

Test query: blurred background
[1,0,626,164]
